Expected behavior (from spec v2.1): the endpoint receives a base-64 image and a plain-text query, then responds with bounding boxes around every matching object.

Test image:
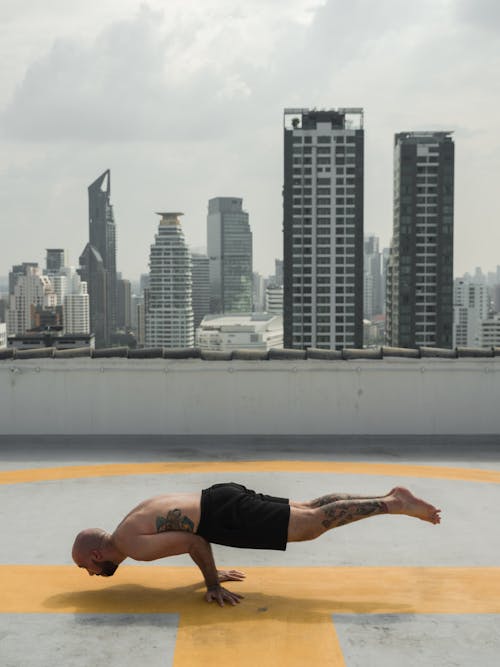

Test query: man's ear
[91,549,103,561]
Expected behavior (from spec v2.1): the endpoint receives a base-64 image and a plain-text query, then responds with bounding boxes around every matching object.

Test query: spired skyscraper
[386,132,454,348]
[145,212,194,348]
[79,170,117,347]
[207,197,253,313]
[283,108,364,350]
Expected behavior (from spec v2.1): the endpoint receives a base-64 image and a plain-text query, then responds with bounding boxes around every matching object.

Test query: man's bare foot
[386,487,441,524]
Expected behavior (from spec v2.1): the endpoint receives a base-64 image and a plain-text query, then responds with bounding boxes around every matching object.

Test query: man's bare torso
[112,493,202,553]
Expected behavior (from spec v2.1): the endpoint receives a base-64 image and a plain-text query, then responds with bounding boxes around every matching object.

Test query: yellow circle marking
[3,460,500,667]
[1,460,500,485]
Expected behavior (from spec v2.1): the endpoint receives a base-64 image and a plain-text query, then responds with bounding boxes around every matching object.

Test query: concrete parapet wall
[0,358,499,435]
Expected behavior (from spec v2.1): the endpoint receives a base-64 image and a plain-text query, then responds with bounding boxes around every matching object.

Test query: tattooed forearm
[156,509,194,533]
[321,500,388,529]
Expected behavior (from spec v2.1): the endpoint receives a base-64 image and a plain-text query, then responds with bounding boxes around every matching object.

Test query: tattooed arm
[188,537,243,607]
[113,530,243,607]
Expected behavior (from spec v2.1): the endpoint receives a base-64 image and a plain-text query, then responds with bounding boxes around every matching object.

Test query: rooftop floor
[2,435,500,666]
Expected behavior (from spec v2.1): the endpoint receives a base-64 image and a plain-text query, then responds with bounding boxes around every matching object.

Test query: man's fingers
[205,586,244,606]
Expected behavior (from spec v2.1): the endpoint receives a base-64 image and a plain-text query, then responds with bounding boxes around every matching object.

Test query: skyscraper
[7,264,57,335]
[386,132,454,348]
[283,108,364,350]
[47,265,90,335]
[145,212,194,348]
[9,263,38,296]
[453,279,488,348]
[274,259,284,287]
[116,277,132,331]
[364,235,382,319]
[80,170,117,346]
[79,244,107,346]
[63,270,90,335]
[191,253,210,330]
[45,249,66,276]
[207,197,253,313]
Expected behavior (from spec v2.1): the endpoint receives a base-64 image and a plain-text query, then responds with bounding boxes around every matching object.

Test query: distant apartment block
[252,272,266,312]
[274,259,284,287]
[480,317,500,347]
[145,212,194,348]
[265,285,283,315]
[45,248,66,276]
[192,253,210,329]
[453,280,488,347]
[494,285,500,314]
[381,247,390,314]
[283,108,364,350]
[207,197,253,313]
[135,297,146,347]
[7,264,57,335]
[364,235,382,319]
[9,262,38,296]
[196,313,283,352]
[116,277,132,331]
[46,266,90,335]
[0,322,6,349]
[386,131,454,348]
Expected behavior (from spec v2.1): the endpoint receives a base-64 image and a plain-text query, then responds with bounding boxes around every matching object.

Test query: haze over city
[1,0,499,281]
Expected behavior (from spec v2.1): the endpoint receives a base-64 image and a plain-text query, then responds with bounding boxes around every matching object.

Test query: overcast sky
[1,0,499,283]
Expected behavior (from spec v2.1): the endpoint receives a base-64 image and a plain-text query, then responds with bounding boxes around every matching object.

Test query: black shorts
[196,482,290,551]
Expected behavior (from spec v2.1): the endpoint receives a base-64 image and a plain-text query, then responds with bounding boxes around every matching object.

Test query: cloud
[1,0,500,280]
[1,2,324,143]
[454,0,500,30]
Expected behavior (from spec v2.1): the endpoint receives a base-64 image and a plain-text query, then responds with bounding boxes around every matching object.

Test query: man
[72,482,441,607]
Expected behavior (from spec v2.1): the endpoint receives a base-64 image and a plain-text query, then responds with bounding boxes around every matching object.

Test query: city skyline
[1,1,499,282]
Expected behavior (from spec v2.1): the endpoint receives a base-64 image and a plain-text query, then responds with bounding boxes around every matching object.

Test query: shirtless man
[72,482,441,607]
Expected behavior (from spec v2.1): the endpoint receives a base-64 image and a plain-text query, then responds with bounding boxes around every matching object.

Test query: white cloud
[0,0,499,281]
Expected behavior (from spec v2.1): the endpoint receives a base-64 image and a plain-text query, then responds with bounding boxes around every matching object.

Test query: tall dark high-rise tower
[81,170,117,346]
[79,244,107,346]
[207,197,253,314]
[386,132,454,348]
[283,108,364,350]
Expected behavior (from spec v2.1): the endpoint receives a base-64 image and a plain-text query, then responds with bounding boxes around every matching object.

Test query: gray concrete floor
[1,435,500,666]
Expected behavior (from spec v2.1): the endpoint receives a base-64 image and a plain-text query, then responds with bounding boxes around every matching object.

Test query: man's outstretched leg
[287,487,441,543]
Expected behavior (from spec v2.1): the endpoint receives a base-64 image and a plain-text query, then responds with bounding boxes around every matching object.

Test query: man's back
[113,492,201,553]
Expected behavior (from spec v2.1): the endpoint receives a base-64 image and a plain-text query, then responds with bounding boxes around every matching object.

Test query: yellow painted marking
[3,461,500,664]
[2,460,500,485]
[2,566,500,666]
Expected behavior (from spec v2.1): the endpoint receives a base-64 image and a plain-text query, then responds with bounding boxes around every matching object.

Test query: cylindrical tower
[145,212,194,348]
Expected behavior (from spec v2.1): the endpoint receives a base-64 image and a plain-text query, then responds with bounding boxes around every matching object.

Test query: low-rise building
[8,330,95,350]
[453,280,488,347]
[480,316,500,348]
[196,313,283,352]
[265,285,283,315]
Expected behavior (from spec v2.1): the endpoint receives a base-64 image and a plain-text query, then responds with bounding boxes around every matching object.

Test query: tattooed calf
[156,509,194,533]
[321,500,388,529]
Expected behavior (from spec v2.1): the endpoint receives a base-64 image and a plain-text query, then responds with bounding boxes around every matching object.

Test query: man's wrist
[207,582,221,591]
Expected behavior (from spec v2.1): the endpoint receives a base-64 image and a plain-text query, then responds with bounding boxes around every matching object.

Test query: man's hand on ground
[217,569,246,583]
[205,584,244,607]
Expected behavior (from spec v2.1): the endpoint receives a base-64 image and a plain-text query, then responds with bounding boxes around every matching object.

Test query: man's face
[76,556,118,577]
[98,560,119,577]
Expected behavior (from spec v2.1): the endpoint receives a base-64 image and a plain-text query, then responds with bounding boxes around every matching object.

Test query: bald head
[72,528,120,577]
[72,528,106,562]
